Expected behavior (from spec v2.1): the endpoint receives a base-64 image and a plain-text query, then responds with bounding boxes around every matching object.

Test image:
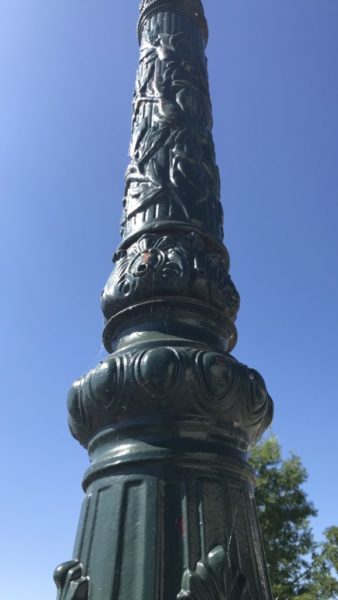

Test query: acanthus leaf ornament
[54,561,89,600]
[177,546,252,600]
[178,546,227,600]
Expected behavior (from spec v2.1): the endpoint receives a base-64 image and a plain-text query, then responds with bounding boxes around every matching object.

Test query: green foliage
[251,437,338,599]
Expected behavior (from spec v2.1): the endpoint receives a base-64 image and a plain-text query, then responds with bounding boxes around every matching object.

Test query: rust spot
[142,250,152,263]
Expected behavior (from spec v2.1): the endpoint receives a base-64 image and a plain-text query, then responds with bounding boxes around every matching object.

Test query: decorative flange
[68,344,273,448]
[101,233,239,324]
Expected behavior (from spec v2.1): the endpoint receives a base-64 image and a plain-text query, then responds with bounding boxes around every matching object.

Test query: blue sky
[1,1,337,598]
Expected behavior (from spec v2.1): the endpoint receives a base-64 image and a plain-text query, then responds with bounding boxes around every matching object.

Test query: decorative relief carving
[138,0,208,43]
[135,347,183,400]
[177,545,252,600]
[101,233,239,323]
[54,560,89,600]
[196,351,235,403]
[121,21,223,240]
[178,546,227,600]
[67,345,273,447]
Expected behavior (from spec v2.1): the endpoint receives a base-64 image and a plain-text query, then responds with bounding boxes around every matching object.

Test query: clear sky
[1,1,337,598]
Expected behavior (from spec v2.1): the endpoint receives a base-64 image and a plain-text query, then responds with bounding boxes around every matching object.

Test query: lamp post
[54,1,274,598]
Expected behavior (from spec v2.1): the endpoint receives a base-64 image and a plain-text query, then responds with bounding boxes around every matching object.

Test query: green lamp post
[54,1,274,598]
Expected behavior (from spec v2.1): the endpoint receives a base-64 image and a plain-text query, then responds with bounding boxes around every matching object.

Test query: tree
[250,437,338,599]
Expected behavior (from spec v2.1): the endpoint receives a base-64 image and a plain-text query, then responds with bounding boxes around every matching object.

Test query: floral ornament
[101,234,191,317]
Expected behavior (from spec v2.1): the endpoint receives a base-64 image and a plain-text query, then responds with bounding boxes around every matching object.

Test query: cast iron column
[54,1,274,598]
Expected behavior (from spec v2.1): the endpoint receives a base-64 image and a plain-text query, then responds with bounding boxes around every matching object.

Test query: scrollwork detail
[103,235,191,311]
[101,233,240,323]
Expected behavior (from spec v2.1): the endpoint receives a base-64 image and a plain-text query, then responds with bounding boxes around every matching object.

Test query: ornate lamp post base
[55,1,274,598]
[58,419,271,599]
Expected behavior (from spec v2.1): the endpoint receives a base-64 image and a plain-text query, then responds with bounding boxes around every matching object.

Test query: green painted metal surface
[55,1,274,598]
